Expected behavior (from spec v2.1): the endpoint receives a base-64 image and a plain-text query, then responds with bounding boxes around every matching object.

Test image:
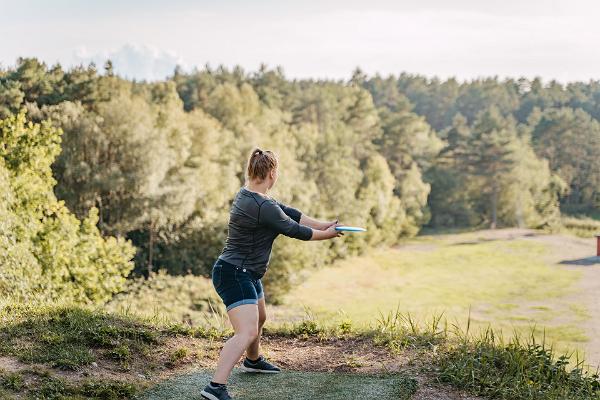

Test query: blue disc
[335,226,367,232]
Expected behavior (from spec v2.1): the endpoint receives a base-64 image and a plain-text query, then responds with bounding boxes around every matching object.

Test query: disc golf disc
[335,226,367,232]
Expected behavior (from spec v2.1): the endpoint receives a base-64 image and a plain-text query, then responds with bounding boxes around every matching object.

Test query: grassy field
[274,230,590,355]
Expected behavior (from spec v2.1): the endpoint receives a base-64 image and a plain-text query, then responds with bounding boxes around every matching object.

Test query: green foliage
[428,109,564,229]
[531,107,600,210]
[0,112,134,304]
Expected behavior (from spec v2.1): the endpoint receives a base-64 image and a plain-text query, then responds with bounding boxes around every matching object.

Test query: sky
[1,0,598,82]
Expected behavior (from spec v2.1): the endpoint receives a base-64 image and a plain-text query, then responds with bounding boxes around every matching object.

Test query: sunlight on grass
[278,236,586,352]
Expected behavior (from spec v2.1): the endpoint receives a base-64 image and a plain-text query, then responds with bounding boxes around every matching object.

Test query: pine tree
[455,107,518,228]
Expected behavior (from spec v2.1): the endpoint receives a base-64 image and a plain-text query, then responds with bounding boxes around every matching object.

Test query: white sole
[240,365,281,373]
[200,390,220,400]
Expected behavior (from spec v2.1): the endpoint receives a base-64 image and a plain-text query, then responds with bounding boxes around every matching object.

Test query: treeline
[359,72,599,224]
[1,58,598,303]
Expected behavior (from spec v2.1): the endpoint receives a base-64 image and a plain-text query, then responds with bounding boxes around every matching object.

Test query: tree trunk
[148,221,154,277]
[491,184,498,229]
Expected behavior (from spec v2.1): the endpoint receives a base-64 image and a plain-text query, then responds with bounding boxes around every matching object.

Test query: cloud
[73,43,188,81]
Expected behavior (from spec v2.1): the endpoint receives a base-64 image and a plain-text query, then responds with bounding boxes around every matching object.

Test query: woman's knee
[237,328,259,344]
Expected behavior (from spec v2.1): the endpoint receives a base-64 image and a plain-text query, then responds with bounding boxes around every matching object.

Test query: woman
[201,148,343,400]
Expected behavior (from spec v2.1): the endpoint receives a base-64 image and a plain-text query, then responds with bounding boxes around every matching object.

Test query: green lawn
[140,370,417,400]
[276,233,587,352]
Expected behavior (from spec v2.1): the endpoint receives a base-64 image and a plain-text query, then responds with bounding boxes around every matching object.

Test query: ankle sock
[246,356,260,363]
[210,381,226,388]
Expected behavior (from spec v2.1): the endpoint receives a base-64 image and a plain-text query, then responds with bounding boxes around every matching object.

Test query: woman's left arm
[299,214,337,231]
[275,200,337,231]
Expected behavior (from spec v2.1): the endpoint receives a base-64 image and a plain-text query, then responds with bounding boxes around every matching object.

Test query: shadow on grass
[140,370,417,400]
[559,256,600,266]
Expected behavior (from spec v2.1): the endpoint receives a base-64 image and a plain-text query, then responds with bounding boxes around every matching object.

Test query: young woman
[201,148,343,400]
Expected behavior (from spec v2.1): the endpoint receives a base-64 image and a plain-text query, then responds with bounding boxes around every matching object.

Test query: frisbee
[335,226,367,232]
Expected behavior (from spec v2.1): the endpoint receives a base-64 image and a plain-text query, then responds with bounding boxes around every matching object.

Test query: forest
[1,58,599,304]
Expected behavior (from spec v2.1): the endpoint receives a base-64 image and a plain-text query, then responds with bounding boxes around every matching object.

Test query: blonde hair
[246,148,278,182]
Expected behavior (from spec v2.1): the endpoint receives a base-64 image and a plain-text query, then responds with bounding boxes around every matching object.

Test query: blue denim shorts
[212,258,264,311]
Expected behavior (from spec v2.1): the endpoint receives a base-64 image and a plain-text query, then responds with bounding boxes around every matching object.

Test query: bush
[561,216,600,238]
[106,270,225,327]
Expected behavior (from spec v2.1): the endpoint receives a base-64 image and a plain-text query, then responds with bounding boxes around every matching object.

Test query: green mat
[140,369,417,400]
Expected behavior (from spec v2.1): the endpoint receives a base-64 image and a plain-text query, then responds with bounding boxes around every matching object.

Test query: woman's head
[246,148,278,189]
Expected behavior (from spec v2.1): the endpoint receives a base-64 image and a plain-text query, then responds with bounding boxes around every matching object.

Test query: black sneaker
[201,383,232,400]
[240,356,281,373]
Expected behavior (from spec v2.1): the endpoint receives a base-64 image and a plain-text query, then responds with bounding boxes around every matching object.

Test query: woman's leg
[246,297,266,360]
[212,304,259,384]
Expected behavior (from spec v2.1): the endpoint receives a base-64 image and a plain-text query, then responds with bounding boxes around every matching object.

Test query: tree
[453,107,518,228]
[363,78,442,232]
[530,108,600,211]
[0,111,134,304]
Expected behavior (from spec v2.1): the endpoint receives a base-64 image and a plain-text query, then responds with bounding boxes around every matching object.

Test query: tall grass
[373,306,447,351]
[438,328,600,399]
[370,308,600,399]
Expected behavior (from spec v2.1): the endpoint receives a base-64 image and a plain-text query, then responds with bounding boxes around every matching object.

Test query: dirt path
[523,233,600,367]
[429,228,600,367]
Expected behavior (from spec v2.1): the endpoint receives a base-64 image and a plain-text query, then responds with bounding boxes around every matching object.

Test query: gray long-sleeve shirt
[218,187,313,278]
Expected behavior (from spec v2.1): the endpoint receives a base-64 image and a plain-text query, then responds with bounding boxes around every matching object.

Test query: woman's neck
[246,182,270,196]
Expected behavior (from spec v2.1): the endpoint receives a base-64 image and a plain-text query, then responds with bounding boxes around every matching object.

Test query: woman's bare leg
[246,297,266,360]
[212,304,259,384]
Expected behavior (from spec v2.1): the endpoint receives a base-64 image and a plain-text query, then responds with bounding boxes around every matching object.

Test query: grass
[438,330,600,399]
[0,303,226,376]
[0,304,160,370]
[0,303,599,399]
[370,309,600,399]
[0,368,137,399]
[140,308,600,400]
[275,235,587,353]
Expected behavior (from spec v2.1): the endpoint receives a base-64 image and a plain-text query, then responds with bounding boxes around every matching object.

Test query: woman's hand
[322,218,340,231]
[325,223,344,238]
[309,221,344,240]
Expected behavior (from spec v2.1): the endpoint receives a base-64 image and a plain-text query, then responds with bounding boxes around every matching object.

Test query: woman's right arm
[259,200,342,241]
[309,224,344,241]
